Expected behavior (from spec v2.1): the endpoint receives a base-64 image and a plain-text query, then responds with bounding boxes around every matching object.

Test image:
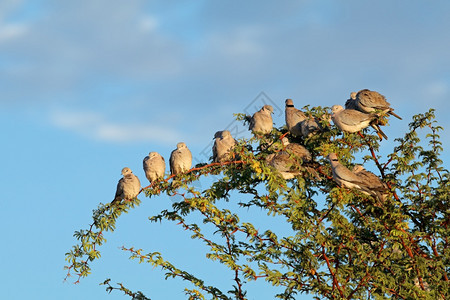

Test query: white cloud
[139,15,158,32]
[0,1,183,101]
[50,110,182,145]
[0,23,27,42]
[2,1,450,151]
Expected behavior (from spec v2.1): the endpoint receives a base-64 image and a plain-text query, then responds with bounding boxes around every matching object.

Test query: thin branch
[321,244,344,298]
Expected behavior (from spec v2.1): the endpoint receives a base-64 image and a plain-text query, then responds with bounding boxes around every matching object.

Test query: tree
[65,106,449,299]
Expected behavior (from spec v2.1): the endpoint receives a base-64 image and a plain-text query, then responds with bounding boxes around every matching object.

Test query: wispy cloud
[0,1,183,103]
[0,23,27,42]
[50,110,182,145]
[2,1,450,148]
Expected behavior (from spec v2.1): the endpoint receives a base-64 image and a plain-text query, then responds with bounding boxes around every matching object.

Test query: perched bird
[300,117,322,137]
[331,105,388,140]
[248,104,274,135]
[283,137,321,180]
[282,137,312,161]
[170,142,192,175]
[265,152,297,179]
[143,152,166,183]
[352,165,388,202]
[328,153,386,202]
[285,98,306,137]
[212,130,237,163]
[354,89,402,120]
[265,138,312,179]
[112,167,141,204]
[344,92,359,110]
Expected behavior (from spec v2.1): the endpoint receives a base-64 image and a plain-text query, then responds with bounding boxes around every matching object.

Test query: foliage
[65,107,449,299]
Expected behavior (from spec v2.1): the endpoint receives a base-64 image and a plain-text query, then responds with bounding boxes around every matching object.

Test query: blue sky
[1,1,450,299]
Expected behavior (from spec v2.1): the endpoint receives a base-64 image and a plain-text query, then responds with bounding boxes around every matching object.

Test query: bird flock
[112,89,401,205]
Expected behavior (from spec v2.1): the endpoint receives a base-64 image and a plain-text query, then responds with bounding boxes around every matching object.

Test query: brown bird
[112,167,141,204]
[344,92,359,110]
[170,142,192,175]
[354,89,402,120]
[212,130,237,163]
[328,153,387,203]
[282,137,312,161]
[248,105,274,135]
[265,138,312,179]
[352,165,388,202]
[301,117,322,137]
[285,98,306,137]
[143,152,166,183]
[331,105,388,140]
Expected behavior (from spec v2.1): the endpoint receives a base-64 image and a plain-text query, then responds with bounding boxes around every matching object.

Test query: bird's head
[263,105,274,114]
[149,152,159,158]
[327,153,339,162]
[177,142,187,149]
[352,165,365,173]
[213,131,223,139]
[331,105,344,115]
[285,99,294,107]
[221,130,232,138]
[121,167,132,175]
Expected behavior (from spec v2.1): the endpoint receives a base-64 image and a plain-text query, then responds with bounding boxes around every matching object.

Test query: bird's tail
[388,110,402,120]
[371,123,388,140]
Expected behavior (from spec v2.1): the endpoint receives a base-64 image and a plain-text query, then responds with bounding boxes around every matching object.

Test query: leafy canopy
[65,106,449,300]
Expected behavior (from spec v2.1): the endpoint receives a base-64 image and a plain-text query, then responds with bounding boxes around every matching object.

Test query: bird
[328,153,386,202]
[285,98,307,137]
[265,138,312,179]
[143,152,166,183]
[352,165,388,202]
[300,117,322,138]
[344,92,359,110]
[354,89,402,120]
[331,105,388,140]
[265,152,297,179]
[112,167,141,204]
[212,130,237,163]
[282,137,312,161]
[248,104,274,135]
[283,137,322,180]
[170,142,192,175]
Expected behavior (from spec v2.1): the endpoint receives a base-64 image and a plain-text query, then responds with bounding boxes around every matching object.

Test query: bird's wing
[339,110,372,126]
[113,178,124,202]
